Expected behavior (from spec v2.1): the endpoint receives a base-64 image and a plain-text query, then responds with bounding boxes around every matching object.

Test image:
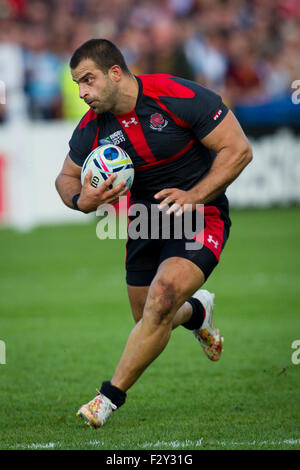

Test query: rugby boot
[76,392,117,428]
[192,289,223,361]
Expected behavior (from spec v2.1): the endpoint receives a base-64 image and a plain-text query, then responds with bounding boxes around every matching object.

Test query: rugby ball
[81,144,134,193]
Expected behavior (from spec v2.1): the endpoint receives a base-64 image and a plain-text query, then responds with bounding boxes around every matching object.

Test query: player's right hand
[77,170,128,213]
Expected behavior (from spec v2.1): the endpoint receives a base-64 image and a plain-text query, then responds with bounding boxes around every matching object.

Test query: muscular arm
[190,110,253,204]
[55,154,128,213]
[55,154,82,209]
[155,110,253,214]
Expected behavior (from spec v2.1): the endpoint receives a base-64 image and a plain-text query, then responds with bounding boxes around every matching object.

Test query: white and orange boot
[76,392,117,428]
[192,289,223,361]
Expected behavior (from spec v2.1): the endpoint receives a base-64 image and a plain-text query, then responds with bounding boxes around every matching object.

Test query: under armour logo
[122,118,138,127]
[207,235,219,249]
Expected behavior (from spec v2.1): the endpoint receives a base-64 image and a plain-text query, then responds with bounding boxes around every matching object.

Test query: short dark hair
[70,38,131,75]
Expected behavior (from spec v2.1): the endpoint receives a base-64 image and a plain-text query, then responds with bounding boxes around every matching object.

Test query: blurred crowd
[0,0,300,125]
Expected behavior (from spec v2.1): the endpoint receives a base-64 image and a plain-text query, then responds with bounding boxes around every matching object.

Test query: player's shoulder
[71,108,99,144]
[137,73,211,100]
[75,108,98,132]
[69,109,100,166]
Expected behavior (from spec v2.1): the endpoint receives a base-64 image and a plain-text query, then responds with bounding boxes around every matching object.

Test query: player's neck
[111,75,139,116]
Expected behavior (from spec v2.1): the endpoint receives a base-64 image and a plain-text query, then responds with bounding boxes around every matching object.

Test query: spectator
[0,0,299,125]
[185,27,228,91]
[148,19,195,80]
[260,43,292,99]
[23,25,63,119]
[0,19,27,122]
[224,31,265,106]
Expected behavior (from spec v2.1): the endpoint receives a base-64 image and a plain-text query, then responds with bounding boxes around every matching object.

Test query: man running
[55,39,253,428]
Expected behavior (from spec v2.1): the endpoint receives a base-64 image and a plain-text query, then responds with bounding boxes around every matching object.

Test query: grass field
[0,207,299,451]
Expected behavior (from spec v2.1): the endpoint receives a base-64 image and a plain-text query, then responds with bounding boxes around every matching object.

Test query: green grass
[0,208,300,450]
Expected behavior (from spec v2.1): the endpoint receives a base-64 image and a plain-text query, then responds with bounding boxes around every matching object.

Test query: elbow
[239,141,253,169]
[244,142,253,165]
[55,173,62,194]
[55,175,59,192]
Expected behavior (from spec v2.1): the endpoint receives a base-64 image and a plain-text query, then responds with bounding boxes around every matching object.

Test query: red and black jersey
[69,74,229,209]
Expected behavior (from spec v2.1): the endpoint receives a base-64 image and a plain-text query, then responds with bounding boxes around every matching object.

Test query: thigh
[127,255,205,325]
[126,237,163,287]
[127,285,149,323]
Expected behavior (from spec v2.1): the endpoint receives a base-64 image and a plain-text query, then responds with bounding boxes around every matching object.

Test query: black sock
[182,297,205,330]
[100,381,127,408]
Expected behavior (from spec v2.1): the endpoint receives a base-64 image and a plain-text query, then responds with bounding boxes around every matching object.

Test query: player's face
[71,59,118,114]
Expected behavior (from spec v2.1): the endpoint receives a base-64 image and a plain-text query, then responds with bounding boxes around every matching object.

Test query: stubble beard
[93,81,118,115]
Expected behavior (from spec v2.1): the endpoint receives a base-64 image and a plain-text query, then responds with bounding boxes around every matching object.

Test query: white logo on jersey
[122,118,138,127]
[207,235,219,249]
[213,109,222,121]
[110,130,126,145]
[100,130,126,146]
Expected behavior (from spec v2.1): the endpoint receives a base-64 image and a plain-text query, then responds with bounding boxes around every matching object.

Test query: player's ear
[109,65,122,83]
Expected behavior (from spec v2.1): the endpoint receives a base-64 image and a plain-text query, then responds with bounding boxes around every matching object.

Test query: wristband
[72,193,81,211]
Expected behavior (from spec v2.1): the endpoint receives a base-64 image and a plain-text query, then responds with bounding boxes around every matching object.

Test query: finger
[174,203,194,216]
[100,174,117,192]
[158,195,175,210]
[154,189,173,201]
[166,202,181,215]
[109,179,127,197]
[84,169,93,185]
[108,188,127,205]
[103,181,127,203]
[106,173,118,185]
[174,206,183,216]
[119,185,130,197]
[110,191,128,204]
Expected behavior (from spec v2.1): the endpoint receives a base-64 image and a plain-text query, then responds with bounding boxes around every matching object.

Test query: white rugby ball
[81,144,134,193]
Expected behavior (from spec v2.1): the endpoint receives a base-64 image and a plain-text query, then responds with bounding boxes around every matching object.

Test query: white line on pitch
[13,442,56,449]
[9,438,300,450]
[139,438,300,448]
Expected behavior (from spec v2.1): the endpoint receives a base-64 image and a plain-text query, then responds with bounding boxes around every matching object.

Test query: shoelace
[89,392,117,412]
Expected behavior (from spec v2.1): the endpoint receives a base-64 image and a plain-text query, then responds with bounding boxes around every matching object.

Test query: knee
[143,278,179,325]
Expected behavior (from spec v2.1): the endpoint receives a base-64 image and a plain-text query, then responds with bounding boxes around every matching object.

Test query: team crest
[150,113,168,131]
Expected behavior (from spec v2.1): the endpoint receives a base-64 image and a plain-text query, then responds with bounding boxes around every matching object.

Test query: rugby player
[55,39,253,428]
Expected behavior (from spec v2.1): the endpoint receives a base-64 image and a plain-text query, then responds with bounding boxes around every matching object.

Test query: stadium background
[0,0,300,451]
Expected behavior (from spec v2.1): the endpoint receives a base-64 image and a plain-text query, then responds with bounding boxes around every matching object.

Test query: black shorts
[126,198,231,287]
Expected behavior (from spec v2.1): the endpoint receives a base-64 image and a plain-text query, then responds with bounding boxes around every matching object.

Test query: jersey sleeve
[68,110,98,166]
[162,77,229,140]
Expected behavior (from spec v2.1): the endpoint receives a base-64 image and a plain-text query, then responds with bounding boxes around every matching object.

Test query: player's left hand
[154,188,197,216]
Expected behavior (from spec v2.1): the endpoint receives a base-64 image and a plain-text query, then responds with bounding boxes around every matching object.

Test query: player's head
[70,39,131,114]
[70,39,130,76]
